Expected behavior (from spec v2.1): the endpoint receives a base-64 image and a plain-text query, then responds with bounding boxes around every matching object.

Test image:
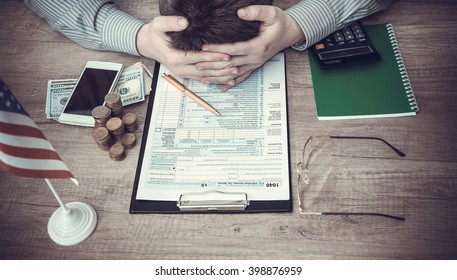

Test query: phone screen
[63,68,119,116]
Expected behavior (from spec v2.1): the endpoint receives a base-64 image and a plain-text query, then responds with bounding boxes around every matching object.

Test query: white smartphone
[58,61,123,126]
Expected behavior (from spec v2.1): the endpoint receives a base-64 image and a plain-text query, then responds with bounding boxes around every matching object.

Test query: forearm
[24,0,144,55]
[286,0,393,50]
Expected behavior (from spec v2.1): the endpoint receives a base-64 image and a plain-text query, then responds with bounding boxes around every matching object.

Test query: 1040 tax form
[134,53,290,207]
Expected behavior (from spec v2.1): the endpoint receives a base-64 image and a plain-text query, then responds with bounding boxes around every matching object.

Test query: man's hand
[136,16,239,82]
[199,5,305,91]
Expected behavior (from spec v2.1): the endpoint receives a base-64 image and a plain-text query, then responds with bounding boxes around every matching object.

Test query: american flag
[0,79,77,184]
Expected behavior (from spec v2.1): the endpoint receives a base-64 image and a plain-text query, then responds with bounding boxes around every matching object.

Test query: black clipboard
[129,54,291,213]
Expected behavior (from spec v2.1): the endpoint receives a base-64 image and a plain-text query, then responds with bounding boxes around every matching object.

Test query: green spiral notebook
[309,23,419,120]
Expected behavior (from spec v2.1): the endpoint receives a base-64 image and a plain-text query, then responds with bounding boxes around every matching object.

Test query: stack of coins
[121,133,136,149]
[109,143,126,161]
[90,96,139,161]
[92,127,113,151]
[122,112,139,133]
[106,117,125,140]
[91,105,111,128]
[104,92,124,117]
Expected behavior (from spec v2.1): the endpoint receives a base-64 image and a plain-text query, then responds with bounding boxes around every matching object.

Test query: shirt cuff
[286,0,338,51]
[100,5,145,56]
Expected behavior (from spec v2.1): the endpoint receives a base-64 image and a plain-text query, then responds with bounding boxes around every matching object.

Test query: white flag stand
[45,179,97,246]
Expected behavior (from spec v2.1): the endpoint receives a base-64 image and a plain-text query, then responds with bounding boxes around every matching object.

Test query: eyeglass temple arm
[329,136,406,157]
[302,211,405,221]
[298,135,406,221]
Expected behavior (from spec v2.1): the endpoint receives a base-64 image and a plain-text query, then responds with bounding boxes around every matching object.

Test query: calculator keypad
[317,22,367,51]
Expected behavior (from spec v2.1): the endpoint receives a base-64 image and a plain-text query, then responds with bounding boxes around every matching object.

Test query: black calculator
[309,21,381,69]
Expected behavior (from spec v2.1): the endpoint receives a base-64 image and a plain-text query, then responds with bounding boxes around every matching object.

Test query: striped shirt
[24,0,393,55]
[286,0,393,50]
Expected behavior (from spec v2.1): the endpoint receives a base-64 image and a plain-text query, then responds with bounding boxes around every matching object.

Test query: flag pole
[45,179,70,214]
[44,178,97,246]
[0,79,97,246]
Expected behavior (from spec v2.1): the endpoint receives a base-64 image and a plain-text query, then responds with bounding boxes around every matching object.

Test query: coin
[106,117,124,139]
[122,112,139,133]
[109,143,126,161]
[92,127,112,151]
[104,92,124,117]
[92,105,111,127]
[121,133,136,149]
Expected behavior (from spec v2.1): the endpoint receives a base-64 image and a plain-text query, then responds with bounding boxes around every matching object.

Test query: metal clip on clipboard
[177,190,250,211]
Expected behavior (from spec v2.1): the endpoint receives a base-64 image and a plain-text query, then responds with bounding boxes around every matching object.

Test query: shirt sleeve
[286,0,393,51]
[24,0,145,56]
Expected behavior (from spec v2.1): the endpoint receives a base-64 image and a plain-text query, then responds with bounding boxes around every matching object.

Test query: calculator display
[318,46,374,60]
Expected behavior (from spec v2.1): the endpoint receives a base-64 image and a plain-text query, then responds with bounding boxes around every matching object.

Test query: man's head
[159,0,272,51]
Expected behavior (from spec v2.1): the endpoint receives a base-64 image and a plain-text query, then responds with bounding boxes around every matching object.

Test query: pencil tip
[215,111,221,116]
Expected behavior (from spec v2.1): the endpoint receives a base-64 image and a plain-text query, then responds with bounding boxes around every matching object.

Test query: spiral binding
[386,24,419,112]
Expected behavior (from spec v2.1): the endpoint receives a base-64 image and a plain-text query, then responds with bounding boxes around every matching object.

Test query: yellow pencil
[161,73,221,116]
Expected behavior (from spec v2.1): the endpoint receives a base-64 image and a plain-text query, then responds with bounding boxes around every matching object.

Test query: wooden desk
[1,0,457,259]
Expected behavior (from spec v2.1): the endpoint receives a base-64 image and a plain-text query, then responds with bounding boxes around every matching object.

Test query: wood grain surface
[1,0,457,259]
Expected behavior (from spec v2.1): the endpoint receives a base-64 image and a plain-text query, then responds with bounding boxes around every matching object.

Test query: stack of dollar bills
[45,62,153,119]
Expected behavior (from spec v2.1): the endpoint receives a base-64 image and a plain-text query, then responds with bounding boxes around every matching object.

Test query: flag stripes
[0,79,76,183]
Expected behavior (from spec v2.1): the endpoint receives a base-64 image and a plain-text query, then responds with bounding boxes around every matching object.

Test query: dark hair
[159,0,272,51]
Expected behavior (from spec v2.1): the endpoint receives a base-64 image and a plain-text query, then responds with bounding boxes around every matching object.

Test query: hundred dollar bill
[46,79,76,119]
[114,70,144,106]
[113,61,154,105]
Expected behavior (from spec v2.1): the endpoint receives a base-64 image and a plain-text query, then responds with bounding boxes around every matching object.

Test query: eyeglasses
[296,135,406,221]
